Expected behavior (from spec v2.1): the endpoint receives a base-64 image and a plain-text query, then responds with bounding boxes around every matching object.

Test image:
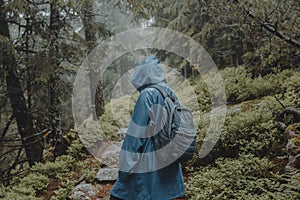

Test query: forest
[0,0,300,199]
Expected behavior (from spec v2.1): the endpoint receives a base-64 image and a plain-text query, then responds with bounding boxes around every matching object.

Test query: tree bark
[48,0,65,157]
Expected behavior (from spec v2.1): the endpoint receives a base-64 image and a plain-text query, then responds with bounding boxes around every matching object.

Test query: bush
[0,172,49,200]
[18,173,49,192]
[191,66,300,106]
[186,154,300,200]
[32,155,75,178]
[196,98,286,160]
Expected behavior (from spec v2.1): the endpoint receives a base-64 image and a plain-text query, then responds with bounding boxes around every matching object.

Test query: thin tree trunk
[48,0,66,157]
[83,0,105,120]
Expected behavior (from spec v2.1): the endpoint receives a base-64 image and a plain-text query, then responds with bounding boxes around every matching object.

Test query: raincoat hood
[130,55,166,91]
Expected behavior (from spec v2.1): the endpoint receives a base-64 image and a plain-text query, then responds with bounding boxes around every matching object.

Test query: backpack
[148,85,198,165]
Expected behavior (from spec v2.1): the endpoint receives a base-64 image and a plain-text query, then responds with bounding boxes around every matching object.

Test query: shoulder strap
[148,85,168,99]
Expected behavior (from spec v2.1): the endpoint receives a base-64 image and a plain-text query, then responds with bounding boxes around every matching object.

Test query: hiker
[110,55,185,200]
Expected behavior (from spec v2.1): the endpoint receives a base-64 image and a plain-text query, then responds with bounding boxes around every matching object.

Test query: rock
[68,182,100,200]
[87,140,123,167]
[100,141,123,168]
[69,191,91,200]
[95,141,122,182]
[96,168,119,181]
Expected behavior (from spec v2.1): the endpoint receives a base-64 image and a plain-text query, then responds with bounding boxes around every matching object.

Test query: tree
[0,0,43,167]
[126,0,300,76]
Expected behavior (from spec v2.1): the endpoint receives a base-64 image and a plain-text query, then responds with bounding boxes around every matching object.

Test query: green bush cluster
[221,103,283,157]
[32,155,76,178]
[66,137,84,159]
[197,98,286,161]
[186,154,300,200]
[0,172,49,200]
[191,67,300,111]
[221,67,300,104]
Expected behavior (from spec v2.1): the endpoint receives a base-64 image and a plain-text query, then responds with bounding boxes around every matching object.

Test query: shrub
[191,66,300,105]
[18,173,49,192]
[196,98,286,160]
[0,173,48,200]
[67,139,84,159]
[186,154,300,200]
[50,187,69,200]
[32,155,75,178]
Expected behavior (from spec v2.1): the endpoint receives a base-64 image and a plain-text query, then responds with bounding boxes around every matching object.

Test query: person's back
[110,56,185,200]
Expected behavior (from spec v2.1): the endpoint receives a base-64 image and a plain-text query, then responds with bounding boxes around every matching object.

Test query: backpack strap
[148,84,168,99]
[147,85,169,150]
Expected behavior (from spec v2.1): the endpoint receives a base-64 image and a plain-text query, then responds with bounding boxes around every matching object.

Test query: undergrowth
[186,154,300,200]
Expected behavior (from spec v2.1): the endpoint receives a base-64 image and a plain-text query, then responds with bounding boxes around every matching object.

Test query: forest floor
[38,154,188,199]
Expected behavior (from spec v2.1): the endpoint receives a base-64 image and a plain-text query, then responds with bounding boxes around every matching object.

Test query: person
[110,55,185,200]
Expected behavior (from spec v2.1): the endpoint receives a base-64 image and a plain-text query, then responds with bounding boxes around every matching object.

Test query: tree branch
[261,23,300,49]
[0,115,14,140]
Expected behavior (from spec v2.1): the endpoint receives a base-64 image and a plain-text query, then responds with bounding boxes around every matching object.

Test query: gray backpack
[149,85,198,164]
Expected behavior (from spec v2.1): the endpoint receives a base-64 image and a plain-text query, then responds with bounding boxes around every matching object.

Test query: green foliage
[0,172,49,200]
[222,104,281,156]
[281,166,300,192]
[32,155,76,178]
[99,93,138,139]
[50,187,70,200]
[145,0,300,73]
[66,138,84,159]
[190,67,300,107]
[50,173,76,200]
[18,173,49,192]
[0,184,5,198]
[186,154,300,200]
[83,169,97,183]
[0,137,90,199]
[77,119,113,147]
[99,107,119,140]
[197,98,285,160]
[221,67,300,104]
[1,1,300,199]
[190,76,211,112]
[1,190,41,200]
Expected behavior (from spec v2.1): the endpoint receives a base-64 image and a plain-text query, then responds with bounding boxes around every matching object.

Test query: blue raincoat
[110,56,185,200]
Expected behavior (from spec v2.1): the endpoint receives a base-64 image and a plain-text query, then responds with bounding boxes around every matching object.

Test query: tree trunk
[0,0,42,166]
[83,0,105,120]
[49,0,64,157]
